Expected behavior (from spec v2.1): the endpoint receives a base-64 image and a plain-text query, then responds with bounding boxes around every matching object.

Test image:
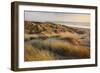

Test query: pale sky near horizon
[24,11,90,23]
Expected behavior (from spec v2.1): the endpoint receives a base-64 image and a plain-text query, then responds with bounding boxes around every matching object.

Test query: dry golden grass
[50,41,90,58]
[24,32,90,61]
[24,43,55,61]
[42,35,90,58]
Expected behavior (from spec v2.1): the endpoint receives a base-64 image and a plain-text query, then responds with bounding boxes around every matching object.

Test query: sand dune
[24,21,90,61]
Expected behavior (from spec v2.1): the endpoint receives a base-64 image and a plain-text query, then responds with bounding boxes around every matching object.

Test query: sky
[24,11,90,28]
[24,11,90,22]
